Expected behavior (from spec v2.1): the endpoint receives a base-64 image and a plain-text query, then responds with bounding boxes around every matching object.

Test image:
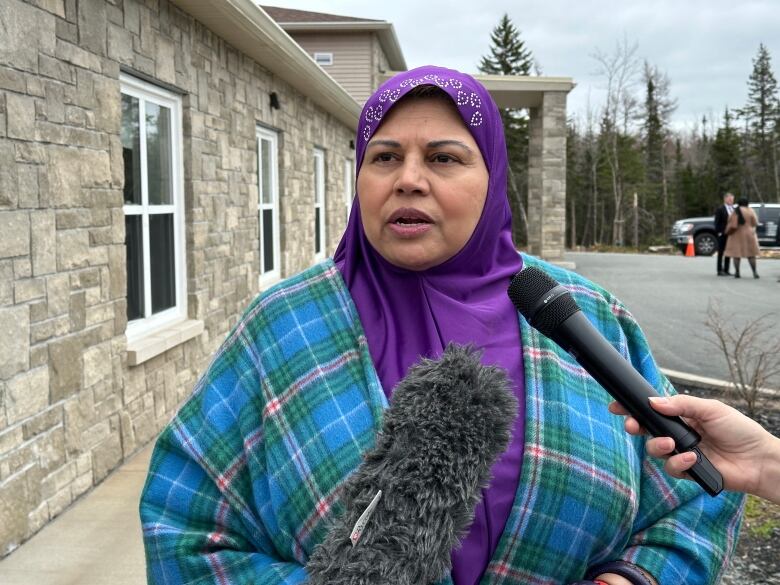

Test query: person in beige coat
[724,196,760,278]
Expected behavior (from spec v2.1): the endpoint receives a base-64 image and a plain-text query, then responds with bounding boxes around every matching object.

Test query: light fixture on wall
[269,92,280,110]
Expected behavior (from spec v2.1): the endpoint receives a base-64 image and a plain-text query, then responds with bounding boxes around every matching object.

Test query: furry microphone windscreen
[306,343,518,585]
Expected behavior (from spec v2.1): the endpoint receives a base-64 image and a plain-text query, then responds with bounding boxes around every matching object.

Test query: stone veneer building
[0,0,372,556]
[0,0,572,556]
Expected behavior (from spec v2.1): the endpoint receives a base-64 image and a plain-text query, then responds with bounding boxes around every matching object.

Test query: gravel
[675,384,780,584]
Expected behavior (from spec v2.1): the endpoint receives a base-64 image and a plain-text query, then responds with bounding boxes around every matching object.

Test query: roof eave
[168,0,361,129]
[381,71,576,109]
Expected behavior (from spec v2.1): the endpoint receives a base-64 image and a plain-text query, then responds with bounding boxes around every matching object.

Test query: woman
[724,197,760,278]
[140,67,742,585]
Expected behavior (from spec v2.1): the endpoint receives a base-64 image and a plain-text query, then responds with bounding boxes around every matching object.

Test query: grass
[742,494,780,539]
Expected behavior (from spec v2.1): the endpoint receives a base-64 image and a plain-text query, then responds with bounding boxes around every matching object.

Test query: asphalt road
[567,252,780,383]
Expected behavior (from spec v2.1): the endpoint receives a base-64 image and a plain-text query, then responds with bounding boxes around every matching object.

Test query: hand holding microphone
[306,343,517,585]
[610,395,780,505]
[507,267,723,496]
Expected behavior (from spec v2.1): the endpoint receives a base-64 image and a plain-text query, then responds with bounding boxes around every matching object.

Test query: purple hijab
[334,66,525,584]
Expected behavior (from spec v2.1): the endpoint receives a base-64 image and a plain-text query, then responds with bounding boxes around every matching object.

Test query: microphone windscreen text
[305,344,518,585]
[507,266,723,497]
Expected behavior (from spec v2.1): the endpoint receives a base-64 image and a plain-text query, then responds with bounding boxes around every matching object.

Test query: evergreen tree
[640,62,676,239]
[671,137,684,218]
[478,14,533,76]
[737,43,780,200]
[478,14,535,245]
[678,164,700,216]
[642,70,664,233]
[711,108,742,196]
[742,44,778,145]
[643,77,664,183]
[695,134,718,217]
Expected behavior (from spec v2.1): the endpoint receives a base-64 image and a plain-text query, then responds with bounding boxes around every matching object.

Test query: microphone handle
[549,311,723,496]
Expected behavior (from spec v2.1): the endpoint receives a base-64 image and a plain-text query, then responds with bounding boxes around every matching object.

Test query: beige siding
[289,32,375,104]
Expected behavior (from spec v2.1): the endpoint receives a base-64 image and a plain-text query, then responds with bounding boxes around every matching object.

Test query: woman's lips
[387,222,432,237]
[386,208,434,238]
[387,207,434,223]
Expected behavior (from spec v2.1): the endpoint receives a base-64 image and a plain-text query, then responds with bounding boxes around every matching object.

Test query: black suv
[669,203,780,255]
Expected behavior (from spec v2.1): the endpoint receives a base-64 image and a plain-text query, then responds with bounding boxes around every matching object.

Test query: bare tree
[575,95,601,247]
[507,166,529,246]
[592,37,640,246]
[705,300,780,417]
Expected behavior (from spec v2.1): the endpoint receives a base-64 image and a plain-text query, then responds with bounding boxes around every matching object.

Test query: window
[313,148,326,259]
[120,74,186,340]
[314,52,333,66]
[257,127,280,283]
[756,205,779,242]
[758,205,780,223]
[344,158,354,224]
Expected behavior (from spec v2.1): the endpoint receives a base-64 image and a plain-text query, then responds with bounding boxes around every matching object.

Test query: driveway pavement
[568,251,780,383]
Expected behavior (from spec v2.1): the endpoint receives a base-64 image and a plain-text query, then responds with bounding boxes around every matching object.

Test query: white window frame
[344,157,354,224]
[120,73,187,344]
[314,52,333,66]
[313,148,326,260]
[257,126,281,286]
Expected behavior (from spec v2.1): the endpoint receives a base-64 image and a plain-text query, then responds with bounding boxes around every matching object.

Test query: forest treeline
[480,16,780,248]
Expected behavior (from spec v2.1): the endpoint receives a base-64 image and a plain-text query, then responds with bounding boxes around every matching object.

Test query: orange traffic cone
[684,236,695,257]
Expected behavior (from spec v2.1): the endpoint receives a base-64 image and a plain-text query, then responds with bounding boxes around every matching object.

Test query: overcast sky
[263,1,780,132]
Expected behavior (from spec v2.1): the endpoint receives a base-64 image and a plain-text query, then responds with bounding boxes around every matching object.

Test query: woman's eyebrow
[427,139,474,153]
[366,139,401,149]
[366,139,474,154]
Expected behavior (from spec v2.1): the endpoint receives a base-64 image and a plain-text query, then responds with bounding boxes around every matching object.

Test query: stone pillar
[527,91,567,261]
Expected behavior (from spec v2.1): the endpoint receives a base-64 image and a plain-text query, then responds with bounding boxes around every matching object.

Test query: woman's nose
[393,158,429,196]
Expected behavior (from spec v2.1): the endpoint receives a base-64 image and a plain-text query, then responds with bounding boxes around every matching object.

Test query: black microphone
[507,267,723,497]
[306,343,518,585]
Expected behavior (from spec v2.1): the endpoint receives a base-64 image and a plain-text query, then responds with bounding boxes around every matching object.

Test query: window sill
[126,319,204,366]
[259,274,281,291]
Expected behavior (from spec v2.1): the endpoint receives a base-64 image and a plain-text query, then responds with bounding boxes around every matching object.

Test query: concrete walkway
[0,443,153,585]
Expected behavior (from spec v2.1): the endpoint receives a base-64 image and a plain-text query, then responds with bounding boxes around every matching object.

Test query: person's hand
[609,395,780,503]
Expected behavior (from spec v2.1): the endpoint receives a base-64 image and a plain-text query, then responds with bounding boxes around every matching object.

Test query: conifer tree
[711,108,742,196]
[742,44,778,144]
[642,73,663,227]
[671,137,684,218]
[737,43,779,200]
[478,14,533,76]
[641,63,676,238]
[479,14,535,245]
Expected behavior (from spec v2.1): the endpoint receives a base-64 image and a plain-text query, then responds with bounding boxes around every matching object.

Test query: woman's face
[357,98,489,271]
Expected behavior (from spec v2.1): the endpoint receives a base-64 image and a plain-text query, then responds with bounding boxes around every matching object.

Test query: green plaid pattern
[140,256,743,584]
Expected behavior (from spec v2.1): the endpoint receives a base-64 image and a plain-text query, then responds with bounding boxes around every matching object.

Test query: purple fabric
[334,66,525,585]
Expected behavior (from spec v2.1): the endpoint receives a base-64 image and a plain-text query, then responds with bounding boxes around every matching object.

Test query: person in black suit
[714,192,735,275]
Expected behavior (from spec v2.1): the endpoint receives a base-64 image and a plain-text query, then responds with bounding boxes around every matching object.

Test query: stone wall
[0,0,354,556]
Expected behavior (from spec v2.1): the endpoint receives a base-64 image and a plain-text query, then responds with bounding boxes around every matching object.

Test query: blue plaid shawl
[140,255,743,584]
